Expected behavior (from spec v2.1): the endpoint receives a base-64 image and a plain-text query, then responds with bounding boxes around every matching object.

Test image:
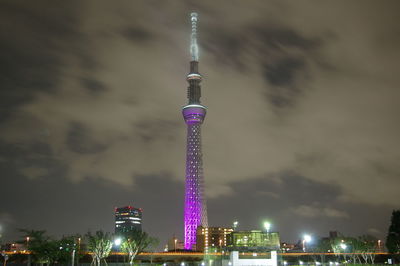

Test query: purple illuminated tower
[183,12,208,250]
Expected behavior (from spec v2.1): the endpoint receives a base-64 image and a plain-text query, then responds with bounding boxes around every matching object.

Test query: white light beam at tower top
[190,12,199,61]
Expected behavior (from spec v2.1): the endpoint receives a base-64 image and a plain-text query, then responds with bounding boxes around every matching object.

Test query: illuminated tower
[183,12,208,250]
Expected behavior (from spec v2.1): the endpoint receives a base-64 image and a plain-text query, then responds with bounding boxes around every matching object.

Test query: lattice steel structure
[182,12,208,250]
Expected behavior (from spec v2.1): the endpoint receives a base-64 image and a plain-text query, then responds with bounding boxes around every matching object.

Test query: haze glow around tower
[183,12,208,250]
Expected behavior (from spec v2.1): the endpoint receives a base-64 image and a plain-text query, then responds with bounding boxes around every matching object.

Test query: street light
[340,243,347,250]
[114,238,122,246]
[114,238,122,265]
[233,221,239,231]
[303,234,312,252]
[77,238,81,266]
[26,236,31,266]
[263,222,271,233]
[174,238,177,252]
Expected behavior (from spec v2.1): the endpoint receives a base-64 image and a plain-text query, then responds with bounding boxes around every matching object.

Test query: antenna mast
[190,12,199,61]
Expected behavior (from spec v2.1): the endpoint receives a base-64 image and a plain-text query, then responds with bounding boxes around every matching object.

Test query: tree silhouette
[120,230,158,265]
[86,230,112,266]
[387,210,400,253]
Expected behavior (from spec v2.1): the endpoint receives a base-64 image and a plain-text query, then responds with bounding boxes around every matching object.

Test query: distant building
[329,231,338,239]
[196,226,233,252]
[115,206,142,235]
[2,243,26,252]
[167,236,185,252]
[281,242,296,252]
[227,230,280,252]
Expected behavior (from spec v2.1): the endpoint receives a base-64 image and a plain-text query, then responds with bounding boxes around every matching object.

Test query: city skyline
[0,1,399,246]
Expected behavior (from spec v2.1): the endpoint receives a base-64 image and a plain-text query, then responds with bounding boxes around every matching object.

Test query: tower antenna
[190,12,199,61]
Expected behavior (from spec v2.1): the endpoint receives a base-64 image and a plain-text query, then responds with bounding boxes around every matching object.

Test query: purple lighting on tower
[182,12,208,250]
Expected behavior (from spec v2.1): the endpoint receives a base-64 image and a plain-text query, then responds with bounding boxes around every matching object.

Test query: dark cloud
[0,1,82,122]
[201,23,322,107]
[254,26,321,51]
[66,122,108,154]
[202,23,320,67]
[80,78,108,95]
[122,27,153,42]
[134,119,180,143]
[264,57,305,87]
[263,57,305,107]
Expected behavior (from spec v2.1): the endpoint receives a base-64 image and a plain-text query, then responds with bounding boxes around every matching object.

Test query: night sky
[1,1,400,248]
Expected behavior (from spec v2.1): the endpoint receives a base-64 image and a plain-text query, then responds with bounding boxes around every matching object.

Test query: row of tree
[17,229,158,266]
[311,235,380,264]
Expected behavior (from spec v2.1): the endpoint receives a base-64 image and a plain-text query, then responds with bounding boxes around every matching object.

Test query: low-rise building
[196,226,233,252]
[227,230,280,252]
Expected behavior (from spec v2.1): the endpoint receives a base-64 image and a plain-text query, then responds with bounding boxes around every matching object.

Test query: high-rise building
[196,226,233,252]
[114,206,142,235]
[183,12,208,250]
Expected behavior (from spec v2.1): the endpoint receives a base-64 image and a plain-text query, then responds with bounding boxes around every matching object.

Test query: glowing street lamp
[77,238,81,266]
[26,236,31,266]
[174,238,177,252]
[302,234,312,252]
[263,222,271,233]
[340,243,347,250]
[233,221,239,231]
[114,238,122,246]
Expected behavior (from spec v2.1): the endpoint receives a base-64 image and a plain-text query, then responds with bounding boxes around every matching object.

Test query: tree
[387,210,400,253]
[329,236,358,263]
[56,236,77,264]
[18,229,76,265]
[312,238,332,263]
[347,237,362,264]
[358,235,378,264]
[18,229,55,265]
[120,230,158,265]
[86,230,112,266]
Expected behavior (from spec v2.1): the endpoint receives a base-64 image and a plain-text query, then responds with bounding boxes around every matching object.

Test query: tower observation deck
[182,12,208,250]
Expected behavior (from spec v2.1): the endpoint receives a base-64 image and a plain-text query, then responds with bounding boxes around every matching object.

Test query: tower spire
[186,12,202,105]
[190,12,199,61]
